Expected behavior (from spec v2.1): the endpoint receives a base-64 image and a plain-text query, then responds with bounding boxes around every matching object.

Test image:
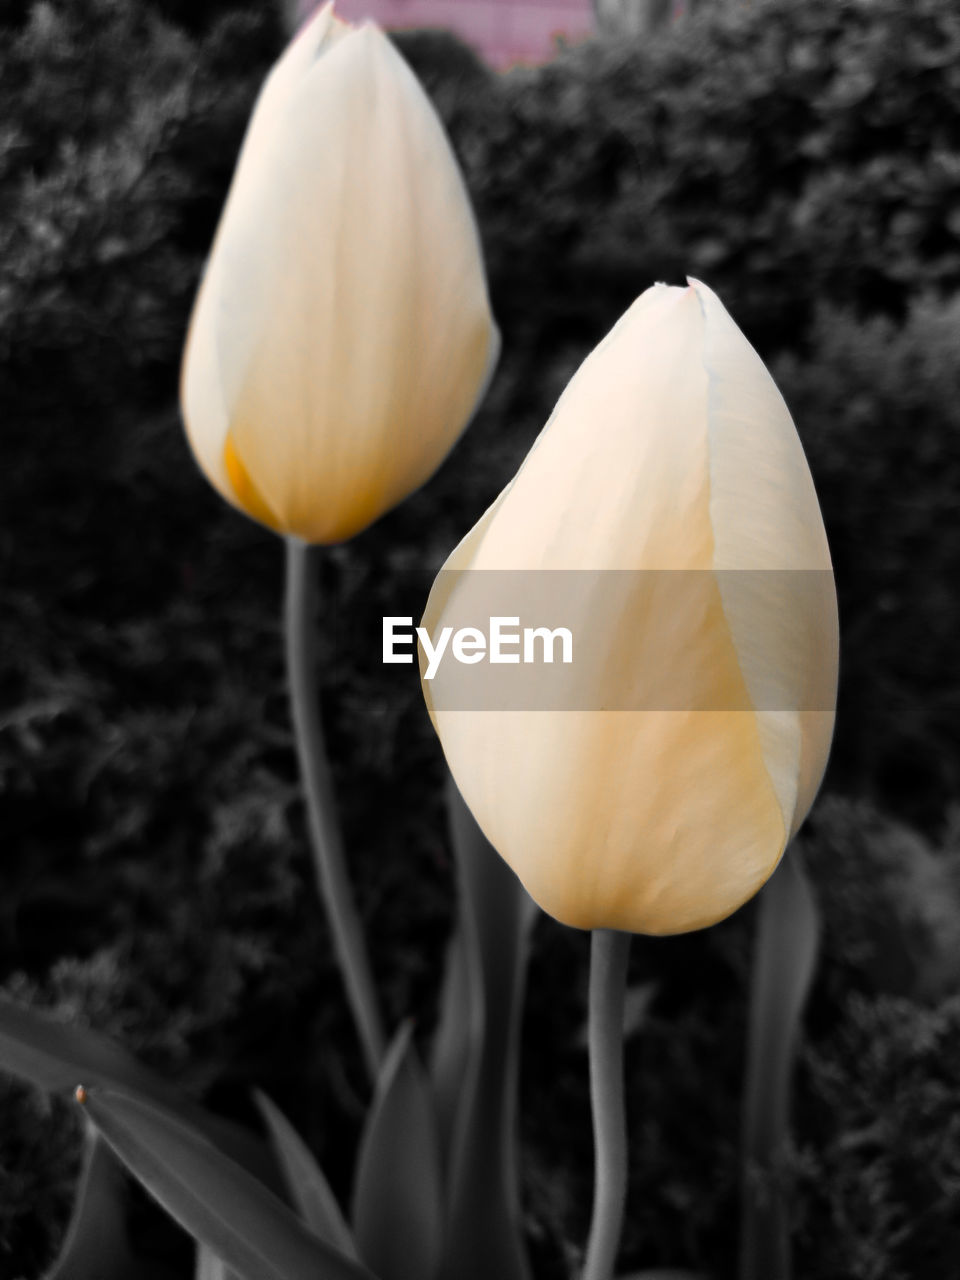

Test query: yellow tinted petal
[435,708,784,935]
[179,2,350,522]
[212,24,495,542]
[222,434,283,532]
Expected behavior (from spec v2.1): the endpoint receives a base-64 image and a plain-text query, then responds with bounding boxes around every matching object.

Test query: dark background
[2,0,959,1276]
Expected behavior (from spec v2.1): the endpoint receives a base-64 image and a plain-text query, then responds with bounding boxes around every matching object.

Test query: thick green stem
[740,854,819,1280]
[583,928,631,1280]
[284,537,386,1082]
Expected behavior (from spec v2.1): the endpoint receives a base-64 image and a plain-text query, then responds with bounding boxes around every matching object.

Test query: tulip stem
[284,537,387,1082]
[583,927,631,1280]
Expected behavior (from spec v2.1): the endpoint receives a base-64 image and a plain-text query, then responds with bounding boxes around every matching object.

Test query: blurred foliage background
[1,0,959,1276]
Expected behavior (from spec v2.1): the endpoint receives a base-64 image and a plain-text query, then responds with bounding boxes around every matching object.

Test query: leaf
[351,1022,443,1280]
[78,1086,374,1280]
[439,775,535,1280]
[617,1272,711,1279]
[739,852,820,1280]
[195,1246,229,1280]
[429,925,472,1169]
[196,1242,246,1280]
[0,997,276,1187]
[0,995,179,1098]
[254,1089,357,1257]
[43,1126,132,1280]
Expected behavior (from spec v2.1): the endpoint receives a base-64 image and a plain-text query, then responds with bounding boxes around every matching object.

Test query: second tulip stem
[583,927,631,1280]
[284,537,386,1082]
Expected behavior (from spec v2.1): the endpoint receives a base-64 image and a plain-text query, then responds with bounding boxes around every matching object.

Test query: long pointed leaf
[195,1246,229,1280]
[79,1086,374,1280]
[0,996,184,1099]
[440,775,535,1280]
[254,1089,357,1257]
[740,852,819,1280]
[0,997,275,1185]
[429,926,472,1170]
[351,1022,443,1280]
[43,1126,132,1280]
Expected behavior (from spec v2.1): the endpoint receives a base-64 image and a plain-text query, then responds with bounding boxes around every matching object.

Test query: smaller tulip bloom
[181,3,498,543]
[421,280,839,935]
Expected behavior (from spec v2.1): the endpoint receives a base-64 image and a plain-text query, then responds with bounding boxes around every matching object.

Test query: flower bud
[181,3,498,543]
[421,280,838,935]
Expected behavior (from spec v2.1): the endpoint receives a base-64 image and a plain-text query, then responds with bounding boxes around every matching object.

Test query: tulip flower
[181,1,498,544]
[421,279,838,937]
[180,3,498,1084]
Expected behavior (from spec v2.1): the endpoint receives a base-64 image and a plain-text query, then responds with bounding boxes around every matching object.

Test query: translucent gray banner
[400,570,837,712]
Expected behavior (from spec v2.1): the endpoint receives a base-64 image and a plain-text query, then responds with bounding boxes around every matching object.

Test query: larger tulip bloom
[181,3,498,543]
[421,280,838,935]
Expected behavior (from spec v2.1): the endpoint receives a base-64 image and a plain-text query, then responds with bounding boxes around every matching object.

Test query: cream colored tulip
[421,280,838,935]
[181,3,498,543]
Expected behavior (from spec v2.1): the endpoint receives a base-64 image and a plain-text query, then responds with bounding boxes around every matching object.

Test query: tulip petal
[422,285,792,934]
[461,285,711,573]
[422,281,836,933]
[692,279,838,838]
[430,711,785,934]
[205,24,495,542]
[180,2,348,520]
[181,244,240,510]
[181,6,494,541]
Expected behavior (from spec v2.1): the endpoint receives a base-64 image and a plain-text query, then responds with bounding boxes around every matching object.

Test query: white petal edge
[692,277,838,840]
[180,2,351,512]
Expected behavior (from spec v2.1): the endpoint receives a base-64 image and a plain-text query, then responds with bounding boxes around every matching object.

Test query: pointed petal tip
[685,276,710,306]
[686,277,726,317]
[295,0,355,58]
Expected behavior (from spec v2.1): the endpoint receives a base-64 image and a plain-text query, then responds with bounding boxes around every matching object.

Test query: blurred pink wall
[300,0,597,69]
